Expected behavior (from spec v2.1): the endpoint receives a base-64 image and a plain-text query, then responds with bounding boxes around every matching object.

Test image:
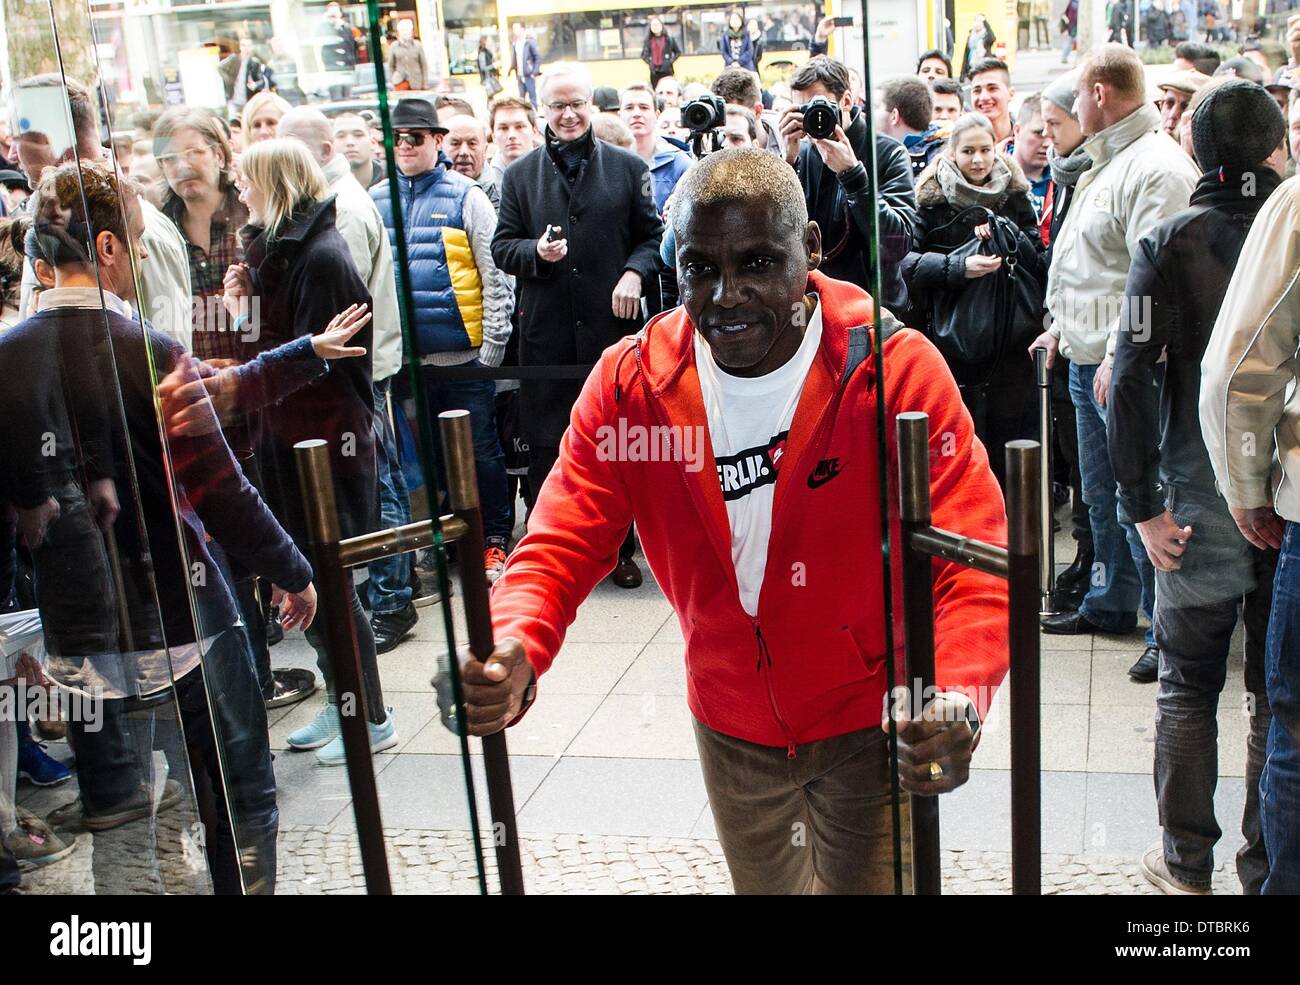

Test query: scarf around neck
[1048,144,1093,187]
[935,155,1011,211]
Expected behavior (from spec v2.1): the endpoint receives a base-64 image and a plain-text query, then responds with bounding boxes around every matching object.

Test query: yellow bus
[445,1,830,92]
[444,1,1017,97]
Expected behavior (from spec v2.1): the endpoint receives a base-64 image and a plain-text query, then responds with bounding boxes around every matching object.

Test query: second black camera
[681,93,727,133]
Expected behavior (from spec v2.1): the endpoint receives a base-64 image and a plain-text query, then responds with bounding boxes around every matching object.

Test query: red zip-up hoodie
[491,272,1009,752]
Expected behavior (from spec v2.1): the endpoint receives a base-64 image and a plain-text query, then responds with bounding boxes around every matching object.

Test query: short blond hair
[672,147,806,241]
[242,91,292,142]
[239,138,330,239]
[1079,43,1147,103]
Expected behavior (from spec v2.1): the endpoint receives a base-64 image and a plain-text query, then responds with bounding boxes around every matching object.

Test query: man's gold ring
[929,760,944,781]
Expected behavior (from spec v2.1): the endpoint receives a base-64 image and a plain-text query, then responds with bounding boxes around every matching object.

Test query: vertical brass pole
[1035,348,1057,615]
[294,440,392,895]
[896,412,941,896]
[438,411,526,895]
[1006,440,1042,895]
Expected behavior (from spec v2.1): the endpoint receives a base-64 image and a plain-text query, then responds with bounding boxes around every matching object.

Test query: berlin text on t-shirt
[716,430,790,502]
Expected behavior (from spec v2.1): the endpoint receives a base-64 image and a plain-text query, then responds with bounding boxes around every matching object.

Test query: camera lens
[802,99,837,140]
[682,101,710,131]
[681,95,725,133]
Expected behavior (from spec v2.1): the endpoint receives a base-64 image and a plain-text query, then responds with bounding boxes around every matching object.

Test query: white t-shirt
[693,299,823,616]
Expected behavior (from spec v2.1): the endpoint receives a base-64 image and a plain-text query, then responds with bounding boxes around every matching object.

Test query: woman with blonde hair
[241,90,292,145]
[223,137,396,764]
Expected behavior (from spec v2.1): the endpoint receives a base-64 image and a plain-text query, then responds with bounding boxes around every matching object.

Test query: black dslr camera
[680,93,727,157]
[797,95,840,139]
[680,93,727,132]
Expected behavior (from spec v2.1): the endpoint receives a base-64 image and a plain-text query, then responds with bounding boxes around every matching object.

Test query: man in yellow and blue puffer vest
[372,98,516,582]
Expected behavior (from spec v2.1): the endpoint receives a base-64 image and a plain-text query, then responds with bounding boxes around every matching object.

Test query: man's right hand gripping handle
[459,636,535,735]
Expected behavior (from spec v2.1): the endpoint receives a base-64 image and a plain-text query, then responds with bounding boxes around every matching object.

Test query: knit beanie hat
[1041,69,1080,119]
[1191,78,1286,173]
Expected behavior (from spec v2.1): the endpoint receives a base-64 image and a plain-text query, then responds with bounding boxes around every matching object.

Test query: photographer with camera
[780,58,919,317]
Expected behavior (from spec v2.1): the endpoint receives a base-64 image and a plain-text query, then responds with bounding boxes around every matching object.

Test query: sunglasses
[395,131,428,147]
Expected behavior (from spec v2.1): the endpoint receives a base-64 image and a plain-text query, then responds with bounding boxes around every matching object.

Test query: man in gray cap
[1035,68,1094,613]
[1114,79,1287,895]
[1155,69,1211,139]
[1030,46,1198,681]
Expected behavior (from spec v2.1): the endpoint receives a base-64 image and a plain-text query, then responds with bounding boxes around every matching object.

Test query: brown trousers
[693,719,913,894]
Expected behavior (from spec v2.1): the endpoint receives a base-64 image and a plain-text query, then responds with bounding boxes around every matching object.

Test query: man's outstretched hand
[882,692,977,795]
[462,636,533,735]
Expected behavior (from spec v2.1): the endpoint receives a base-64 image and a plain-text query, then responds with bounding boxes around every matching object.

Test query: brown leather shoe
[33,716,67,742]
[611,556,643,589]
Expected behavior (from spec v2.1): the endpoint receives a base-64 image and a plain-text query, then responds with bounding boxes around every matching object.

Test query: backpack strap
[841,309,908,386]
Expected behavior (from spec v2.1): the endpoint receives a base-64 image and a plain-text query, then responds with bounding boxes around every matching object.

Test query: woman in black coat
[901,112,1046,489]
[642,16,681,87]
[478,35,502,97]
[225,137,393,759]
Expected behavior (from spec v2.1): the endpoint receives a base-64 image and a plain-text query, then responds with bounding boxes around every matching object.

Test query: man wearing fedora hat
[371,98,515,588]
[0,169,29,215]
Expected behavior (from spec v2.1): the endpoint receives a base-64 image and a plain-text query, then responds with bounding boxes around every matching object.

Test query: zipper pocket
[754,621,797,759]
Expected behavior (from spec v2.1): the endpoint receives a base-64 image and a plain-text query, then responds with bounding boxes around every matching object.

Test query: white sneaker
[287,703,341,750]
[315,708,398,766]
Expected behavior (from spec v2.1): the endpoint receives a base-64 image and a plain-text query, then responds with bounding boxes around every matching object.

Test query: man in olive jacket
[491,62,663,500]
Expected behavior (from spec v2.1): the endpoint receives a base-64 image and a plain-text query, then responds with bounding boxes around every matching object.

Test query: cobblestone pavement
[20,824,1242,895]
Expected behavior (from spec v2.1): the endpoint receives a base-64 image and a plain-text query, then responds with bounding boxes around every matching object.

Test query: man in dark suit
[508,22,542,107]
[492,62,663,587]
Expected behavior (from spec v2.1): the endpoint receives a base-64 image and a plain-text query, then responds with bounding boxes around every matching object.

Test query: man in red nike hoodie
[465,148,1010,893]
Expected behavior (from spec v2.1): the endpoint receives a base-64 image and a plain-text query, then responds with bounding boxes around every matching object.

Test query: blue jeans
[426,370,512,542]
[366,378,413,614]
[1262,522,1300,894]
[67,631,278,894]
[518,73,537,106]
[1069,361,1155,642]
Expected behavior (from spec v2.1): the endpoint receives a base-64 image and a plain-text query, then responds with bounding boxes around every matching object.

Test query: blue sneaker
[315,707,398,766]
[286,703,340,750]
[17,729,72,787]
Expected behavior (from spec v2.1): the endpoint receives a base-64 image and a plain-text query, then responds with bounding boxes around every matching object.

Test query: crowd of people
[0,7,1297,897]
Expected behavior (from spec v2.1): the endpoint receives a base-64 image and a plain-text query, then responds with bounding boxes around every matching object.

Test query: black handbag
[926,206,1045,384]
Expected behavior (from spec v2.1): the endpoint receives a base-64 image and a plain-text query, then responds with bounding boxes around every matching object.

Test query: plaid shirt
[163,182,249,364]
